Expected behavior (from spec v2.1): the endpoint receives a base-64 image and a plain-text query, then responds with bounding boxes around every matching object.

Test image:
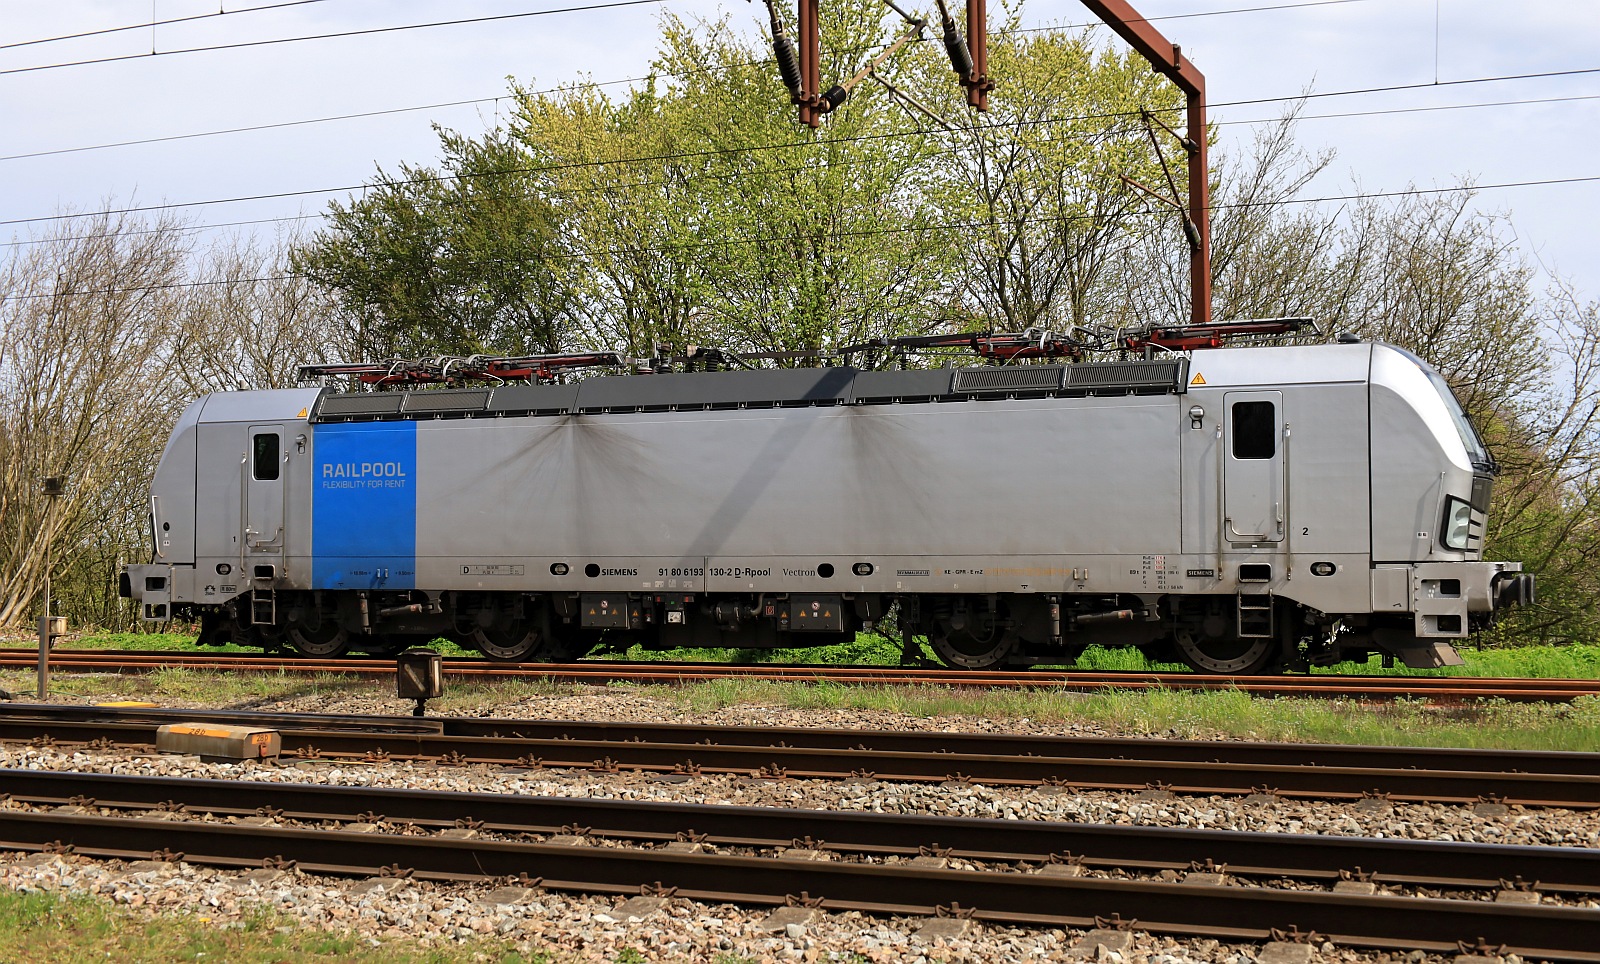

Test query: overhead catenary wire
[0,0,1387,77]
[12,86,1600,251]
[0,0,670,77]
[0,0,1533,164]
[0,0,340,52]
[4,174,1595,305]
[0,95,511,163]
[19,81,1597,253]
[6,62,1598,231]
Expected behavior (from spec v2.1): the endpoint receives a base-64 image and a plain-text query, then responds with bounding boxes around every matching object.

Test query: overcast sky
[4,0,1597,316]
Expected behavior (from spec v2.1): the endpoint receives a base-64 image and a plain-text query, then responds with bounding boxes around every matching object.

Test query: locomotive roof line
[306,358,1191,424]
[295,318,1310,390]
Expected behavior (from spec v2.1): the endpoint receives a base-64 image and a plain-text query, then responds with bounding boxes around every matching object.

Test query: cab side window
[252,433,280,481]
[1231,402,1276,460]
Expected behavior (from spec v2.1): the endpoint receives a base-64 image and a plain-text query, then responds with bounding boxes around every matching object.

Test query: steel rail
[0,702,1583,772]
[1,649,1595,701]
[1,776,1596,959]
[11,647,1597,691]
[5,702,1600,777]
[6,769,1599,894]
[1,707,1596,806]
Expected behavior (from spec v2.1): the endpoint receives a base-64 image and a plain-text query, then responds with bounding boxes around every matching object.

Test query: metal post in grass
[37,476,66,701]
[396,647,444,717]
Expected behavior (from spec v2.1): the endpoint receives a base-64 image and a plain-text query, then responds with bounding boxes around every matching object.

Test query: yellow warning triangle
[297,407,309,418]
[1190,373,1207,385]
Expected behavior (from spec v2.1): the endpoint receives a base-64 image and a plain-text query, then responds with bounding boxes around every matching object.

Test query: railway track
[3,648,1597,701]
[3,703,1597,807]
[2,768,1596,960]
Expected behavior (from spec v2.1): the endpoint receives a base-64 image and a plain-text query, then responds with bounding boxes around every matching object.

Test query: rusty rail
[2,704,1597,807]
[2,649,1595,702]
[3,770,1597,959]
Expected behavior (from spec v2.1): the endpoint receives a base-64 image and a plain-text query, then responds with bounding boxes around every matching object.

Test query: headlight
[1441,497,1473,550]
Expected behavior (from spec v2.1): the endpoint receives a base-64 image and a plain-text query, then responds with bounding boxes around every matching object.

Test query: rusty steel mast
[776,0,1212,327]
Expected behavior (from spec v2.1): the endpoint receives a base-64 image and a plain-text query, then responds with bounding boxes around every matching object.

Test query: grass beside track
[34,631,1600,679]
[0,888,549,964]
[4,664,1599,752]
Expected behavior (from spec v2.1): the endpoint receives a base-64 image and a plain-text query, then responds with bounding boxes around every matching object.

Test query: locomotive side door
[1222,392,1285,544]
[244,424,287,566]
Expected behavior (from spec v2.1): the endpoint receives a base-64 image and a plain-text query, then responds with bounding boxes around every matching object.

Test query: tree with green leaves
[294,1,1199,362]
[512,7,960,359]
[292,129,583,360]
[904,20,1186,334]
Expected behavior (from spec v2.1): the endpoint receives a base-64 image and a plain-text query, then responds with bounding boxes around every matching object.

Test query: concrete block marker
[611,896,666,922]
[228,868,284,889]
[1066,928,1134,958]
[348,877,409,894]
[757,906,817,933]
[437,828,478,840]
[125,860,180,876]
[156,723,280,761]
[1181,871,1228,886]
[478,887,537,907]
[1038,862,1084,877]
[1494,889,1540,904]
[1332,880,1377,895]
[544,834,589,847]
[914,917,972,940]
[1258,942,1316,964]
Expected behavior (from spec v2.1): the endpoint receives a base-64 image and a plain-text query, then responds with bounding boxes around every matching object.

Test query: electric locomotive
[122,328,1533,673]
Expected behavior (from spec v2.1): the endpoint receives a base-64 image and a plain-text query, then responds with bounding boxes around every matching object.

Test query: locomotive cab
[1353,345,1529,663]
[1169,342,1527,671]
[123,389,322,644]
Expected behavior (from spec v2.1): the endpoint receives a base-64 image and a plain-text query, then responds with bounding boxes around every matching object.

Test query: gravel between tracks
[1,686,1595,961]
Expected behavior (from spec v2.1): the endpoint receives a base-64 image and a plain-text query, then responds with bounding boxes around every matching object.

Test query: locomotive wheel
[466,594,555,662]
[473,620,545,662]
[1173,629,1276,675]
[287,611,351,658]
[930,625,1020,669]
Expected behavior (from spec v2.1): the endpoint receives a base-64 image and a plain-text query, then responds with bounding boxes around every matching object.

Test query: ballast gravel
[0,685,1593,961]
[0,850,1545,964]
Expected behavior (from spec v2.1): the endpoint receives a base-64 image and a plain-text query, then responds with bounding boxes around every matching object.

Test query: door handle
[1225,517,1272,541]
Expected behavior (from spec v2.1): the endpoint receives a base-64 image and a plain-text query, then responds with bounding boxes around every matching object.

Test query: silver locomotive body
[123,341,1532,672]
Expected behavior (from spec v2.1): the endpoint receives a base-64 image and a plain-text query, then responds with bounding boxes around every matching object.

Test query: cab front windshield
[1397,348,1495,473]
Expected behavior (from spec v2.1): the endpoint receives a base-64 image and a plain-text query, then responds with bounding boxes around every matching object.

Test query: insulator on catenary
[772,32,802,99]
[822,85,849,111]
[941,18,974,78]
[1182,217,1202,252]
